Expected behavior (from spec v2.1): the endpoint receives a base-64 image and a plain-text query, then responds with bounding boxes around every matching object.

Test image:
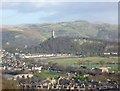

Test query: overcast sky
[0,2,118,25]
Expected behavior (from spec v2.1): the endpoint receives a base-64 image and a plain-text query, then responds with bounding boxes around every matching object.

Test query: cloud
[1,2,61,13]
[38,2,118,22]
[1,0,119,2]
[1,2,117,14]
[1,2,118,24]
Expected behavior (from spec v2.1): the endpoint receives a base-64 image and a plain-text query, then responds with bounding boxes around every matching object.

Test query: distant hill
[25,37,118,56]
[1,20,118,49]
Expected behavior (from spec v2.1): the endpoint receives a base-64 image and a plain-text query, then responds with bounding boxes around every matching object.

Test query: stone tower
[52,30,55,38]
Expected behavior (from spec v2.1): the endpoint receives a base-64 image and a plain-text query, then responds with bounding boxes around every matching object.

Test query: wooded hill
[26,37,118,56]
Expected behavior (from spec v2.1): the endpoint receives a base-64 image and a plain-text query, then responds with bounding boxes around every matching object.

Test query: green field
[47,57,119,72]
[48,57,119,64]
[34,70,60,78]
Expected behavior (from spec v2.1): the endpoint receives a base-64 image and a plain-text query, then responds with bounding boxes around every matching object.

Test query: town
[1,49,119,91]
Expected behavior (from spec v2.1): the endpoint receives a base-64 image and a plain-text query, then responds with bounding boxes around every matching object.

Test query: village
[0,49,119,91]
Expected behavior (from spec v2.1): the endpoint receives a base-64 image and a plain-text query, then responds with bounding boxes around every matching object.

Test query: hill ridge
[1,20,118,49]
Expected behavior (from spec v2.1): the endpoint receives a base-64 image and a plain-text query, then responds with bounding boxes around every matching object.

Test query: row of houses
[22,54,72,58]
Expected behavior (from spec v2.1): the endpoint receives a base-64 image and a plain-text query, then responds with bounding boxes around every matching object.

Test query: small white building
[103,53,110,55]
[111,52,118,55]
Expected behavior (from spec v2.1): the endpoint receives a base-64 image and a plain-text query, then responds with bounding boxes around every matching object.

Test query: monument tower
[51,30,55,54]
[52,30,55,38]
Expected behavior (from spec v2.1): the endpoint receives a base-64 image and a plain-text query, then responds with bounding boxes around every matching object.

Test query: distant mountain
[1,20,118,49]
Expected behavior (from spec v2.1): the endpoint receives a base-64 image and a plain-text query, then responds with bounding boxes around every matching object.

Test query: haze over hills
[1,20,118,49]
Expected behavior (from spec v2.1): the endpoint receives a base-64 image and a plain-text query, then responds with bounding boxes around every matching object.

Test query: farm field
[47,56,119,72]
[48,57,119,64]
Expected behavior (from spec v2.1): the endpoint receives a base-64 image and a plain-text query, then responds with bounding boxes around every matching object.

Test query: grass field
[34,70,60,78]
[47,57,119,71]
[48,57,119,64]
[33,57,119,78]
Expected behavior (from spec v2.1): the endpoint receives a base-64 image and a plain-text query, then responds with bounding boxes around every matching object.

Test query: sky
[0,1,118,25]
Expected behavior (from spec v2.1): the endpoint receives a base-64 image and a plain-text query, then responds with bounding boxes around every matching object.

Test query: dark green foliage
[27,37,118,56]
[73,76,90,81]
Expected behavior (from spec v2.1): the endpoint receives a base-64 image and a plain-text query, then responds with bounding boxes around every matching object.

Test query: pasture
[47,56,119,72]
